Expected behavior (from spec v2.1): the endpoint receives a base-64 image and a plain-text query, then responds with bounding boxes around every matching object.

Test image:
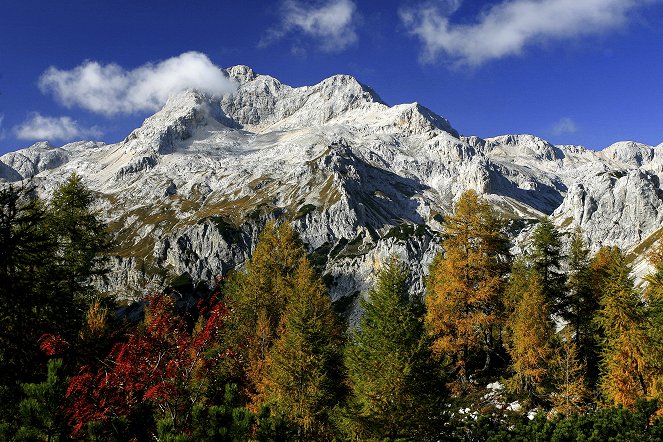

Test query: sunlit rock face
[2,66,662,308]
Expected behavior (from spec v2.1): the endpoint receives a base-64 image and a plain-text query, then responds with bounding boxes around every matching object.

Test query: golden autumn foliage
[262,257,343,439]
[551,330,590,415]
[223,221,307,406]
[505,266,555,403]
[642,243,663,411]
[595,247,651,410]
[426,190,509,393]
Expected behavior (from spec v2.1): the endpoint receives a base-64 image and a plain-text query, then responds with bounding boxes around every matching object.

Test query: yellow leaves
[425,191,509,393]
[79,300,108,341]
[505,268,555,400]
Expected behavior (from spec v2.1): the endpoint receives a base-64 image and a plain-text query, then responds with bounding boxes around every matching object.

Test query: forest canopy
[0,184,662,441]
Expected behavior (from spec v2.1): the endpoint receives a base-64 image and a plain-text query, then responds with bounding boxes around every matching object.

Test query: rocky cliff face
[1,65,661,308]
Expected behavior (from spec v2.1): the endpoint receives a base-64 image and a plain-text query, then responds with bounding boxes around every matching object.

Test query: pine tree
[596,247,650,409]
[426,190,510,393]
[0,185,56,414]
[505,265,556,405]
[263,257,343,439]
[344,259,446,441]
[15,359,67,441]
[530,217,566,313]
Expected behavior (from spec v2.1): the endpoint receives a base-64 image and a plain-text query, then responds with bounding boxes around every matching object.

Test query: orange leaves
[425,191,510,393]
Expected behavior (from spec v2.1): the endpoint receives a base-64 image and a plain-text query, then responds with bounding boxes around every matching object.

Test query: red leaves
[65,291,230,437]
[38,333,70,356]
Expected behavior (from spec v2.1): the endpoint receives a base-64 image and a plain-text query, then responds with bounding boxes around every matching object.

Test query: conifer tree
[263,257,343,439]
[224,222,307,403]
[596,247,650,409]
[505,265,556,405]
[426,190,510,393]
[640,244,663,407]
[0,185,57,413]
[551,330,590,415]
[530,217,566,313]
[344,259,445,441]
[47,173,111,301]
[15,359,67,441]
[564,228,601,389]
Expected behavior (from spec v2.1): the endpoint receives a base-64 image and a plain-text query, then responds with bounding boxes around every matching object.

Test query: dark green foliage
[294,203,317,220]
[343,259,446,441]
[14,359,67,441]
[0,177,111,432]
[530,218,566,313]
[383,223,428,241]
[47,173,112,301]
[462,401,663,442]
[564,229,601,389]
[203,215,244,244]
[194,384,252,441]
[0,184,55,400]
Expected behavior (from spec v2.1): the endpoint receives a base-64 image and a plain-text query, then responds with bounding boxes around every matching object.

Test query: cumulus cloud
[14,113,101,141]
[39,52,236,116]
[551,117,578,136]
[262,0,358,52]
[401,0,657,66]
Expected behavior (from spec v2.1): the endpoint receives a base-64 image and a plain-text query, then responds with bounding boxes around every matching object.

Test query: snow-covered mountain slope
[1,65,661,307]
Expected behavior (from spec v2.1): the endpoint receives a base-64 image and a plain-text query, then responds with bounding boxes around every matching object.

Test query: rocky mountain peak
[122,90,236,155]
[601,141,655,167]
[224,64,258,84]
[2,65,662,304]
[486,134,562,161]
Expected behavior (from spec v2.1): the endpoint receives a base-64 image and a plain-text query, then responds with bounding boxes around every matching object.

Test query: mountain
[2,65,662,313]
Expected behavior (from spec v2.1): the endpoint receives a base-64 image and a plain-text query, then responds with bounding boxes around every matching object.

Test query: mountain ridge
[1,65,661,305]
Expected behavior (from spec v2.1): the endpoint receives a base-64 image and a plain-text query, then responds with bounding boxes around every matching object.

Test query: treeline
[0,183,662,441]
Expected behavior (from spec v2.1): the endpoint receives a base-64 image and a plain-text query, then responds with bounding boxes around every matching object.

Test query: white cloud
[401,0,658,66]
[551,117,578,135]
[14,113,101,141]
[0,114,5,140]
[262,0,358,52]
[38,51,236,116]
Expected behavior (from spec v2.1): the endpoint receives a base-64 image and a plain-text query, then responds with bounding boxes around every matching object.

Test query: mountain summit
[1,66,662,307]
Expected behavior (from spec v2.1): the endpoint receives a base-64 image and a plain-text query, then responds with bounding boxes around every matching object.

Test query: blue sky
[1,0,662,154]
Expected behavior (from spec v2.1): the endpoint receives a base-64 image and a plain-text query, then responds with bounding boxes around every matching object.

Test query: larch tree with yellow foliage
[426,190,510,393]
[595,247,650,409]
[551,329,590,415]
[223,221,306,406]
[262,257,344,439]
[641,243,663,409]
[505,264,556,405]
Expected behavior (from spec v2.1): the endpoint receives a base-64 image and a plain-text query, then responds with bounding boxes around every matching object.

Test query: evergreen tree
[505,265,556,405]
[263,257,343,439]
[530,217,566,313]
[564,228,601,389]
[14,359,67,441]
[596,247,650,409]
[426,190,510,393]
[0,185,55,413]
[344,259,446,441]
[47,173,111,301]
